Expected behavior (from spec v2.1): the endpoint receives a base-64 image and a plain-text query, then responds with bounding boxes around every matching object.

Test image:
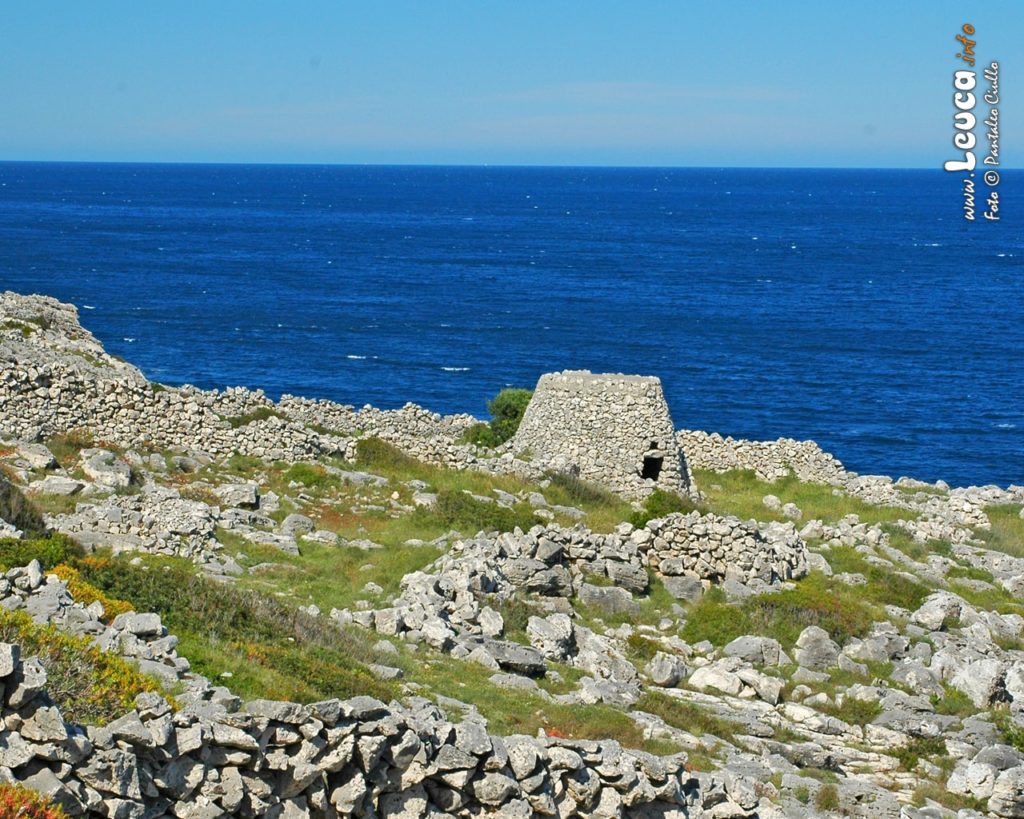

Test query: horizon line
[2,158,1016,172]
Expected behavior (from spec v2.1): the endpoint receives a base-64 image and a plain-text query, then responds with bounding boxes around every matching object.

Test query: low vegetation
[695,469,910,527]
[681,573,878,648]
[0,534,83,572]
[223,406,286,429]
[0,473,47,537]
[0,609,165,725]
[0,784,69,818]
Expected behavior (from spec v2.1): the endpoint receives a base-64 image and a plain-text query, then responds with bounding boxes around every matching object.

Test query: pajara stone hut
[512,370,692,499]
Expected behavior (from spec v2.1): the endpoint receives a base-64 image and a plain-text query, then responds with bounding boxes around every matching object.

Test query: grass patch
[629,489,700,528]
[0,472,47,536]
[931,686,975,717]
[0,609,165,725]
[681,573,878,648]
[978,504,1024,559]
[912,781,987,811]
[695,469,910,527]
[893,736,948,771]
[46,429,97,469]
[544,470,623,509]
[946,564,996,583]
[413,489,540,535]
[814,784,840,812]
[282,462,341,492]
[226,534,443,614]
[355,437,631,533]
[72,555,400,703]
[884,526,952,562]
[636,690,740,745]
[819,694,883,727]
[223,406,286,429]
[413,654,676,754]
[825,545,932,610]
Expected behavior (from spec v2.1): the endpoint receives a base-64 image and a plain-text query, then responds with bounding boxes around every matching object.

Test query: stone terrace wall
[513,371,691,500]
[0,561,761,818]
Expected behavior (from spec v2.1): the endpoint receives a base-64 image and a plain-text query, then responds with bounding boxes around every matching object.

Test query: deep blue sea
[0,162,1021,487]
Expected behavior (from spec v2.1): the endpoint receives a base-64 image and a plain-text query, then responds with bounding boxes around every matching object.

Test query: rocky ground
[2,291,1024,818]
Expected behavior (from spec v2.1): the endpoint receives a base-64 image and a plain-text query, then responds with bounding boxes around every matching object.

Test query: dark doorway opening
[642,456,663,481]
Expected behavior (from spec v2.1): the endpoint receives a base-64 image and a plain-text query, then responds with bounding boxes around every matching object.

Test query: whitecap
[996,423,1017,429]
[441,367,470,372]
[346,355,367,360]
[123,337,135,343]
[82,305,96,310]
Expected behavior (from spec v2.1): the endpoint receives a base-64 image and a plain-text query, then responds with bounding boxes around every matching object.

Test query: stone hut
[512,370,692,499]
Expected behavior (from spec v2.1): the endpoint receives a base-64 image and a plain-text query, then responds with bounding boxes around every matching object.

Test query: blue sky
[2,2,1020,167]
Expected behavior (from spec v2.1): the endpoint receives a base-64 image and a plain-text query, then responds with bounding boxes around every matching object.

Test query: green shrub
[462,388,533,448]
[629,489,698,527]
[814,784,840,812]
[0,534,83,571]
[0,609,165,725]
[462,422,500,448]
[487,388,533,443]
[0,782,70,817]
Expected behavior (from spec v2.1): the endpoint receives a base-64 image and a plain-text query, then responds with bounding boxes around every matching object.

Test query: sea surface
[0,162,1021,488]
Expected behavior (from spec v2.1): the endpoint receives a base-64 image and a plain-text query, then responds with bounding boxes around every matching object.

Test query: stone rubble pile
[637,513,808,591]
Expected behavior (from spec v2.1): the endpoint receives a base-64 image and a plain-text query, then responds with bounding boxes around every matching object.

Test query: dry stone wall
[0,561,759,819]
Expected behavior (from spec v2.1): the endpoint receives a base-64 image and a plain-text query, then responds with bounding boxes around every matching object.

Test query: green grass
[681,573,879,648]
[71,555,401,703]
[635,690,741,745]
[224,533,443,613]
[223,406,287,429]
[931,686,975,717]
[978,504,1024,558]
[893,736,948,772]
[818,694,883,727]
[353,438,631,533]
[629,488,700,528]
[946,564,996,583]
[824,545,933,610]
[884,526,953,562]
[412,652,678,754]
[419,488,540,534]
[282,462,342,492]
[0,473,48,536]
[694,469,911,526]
